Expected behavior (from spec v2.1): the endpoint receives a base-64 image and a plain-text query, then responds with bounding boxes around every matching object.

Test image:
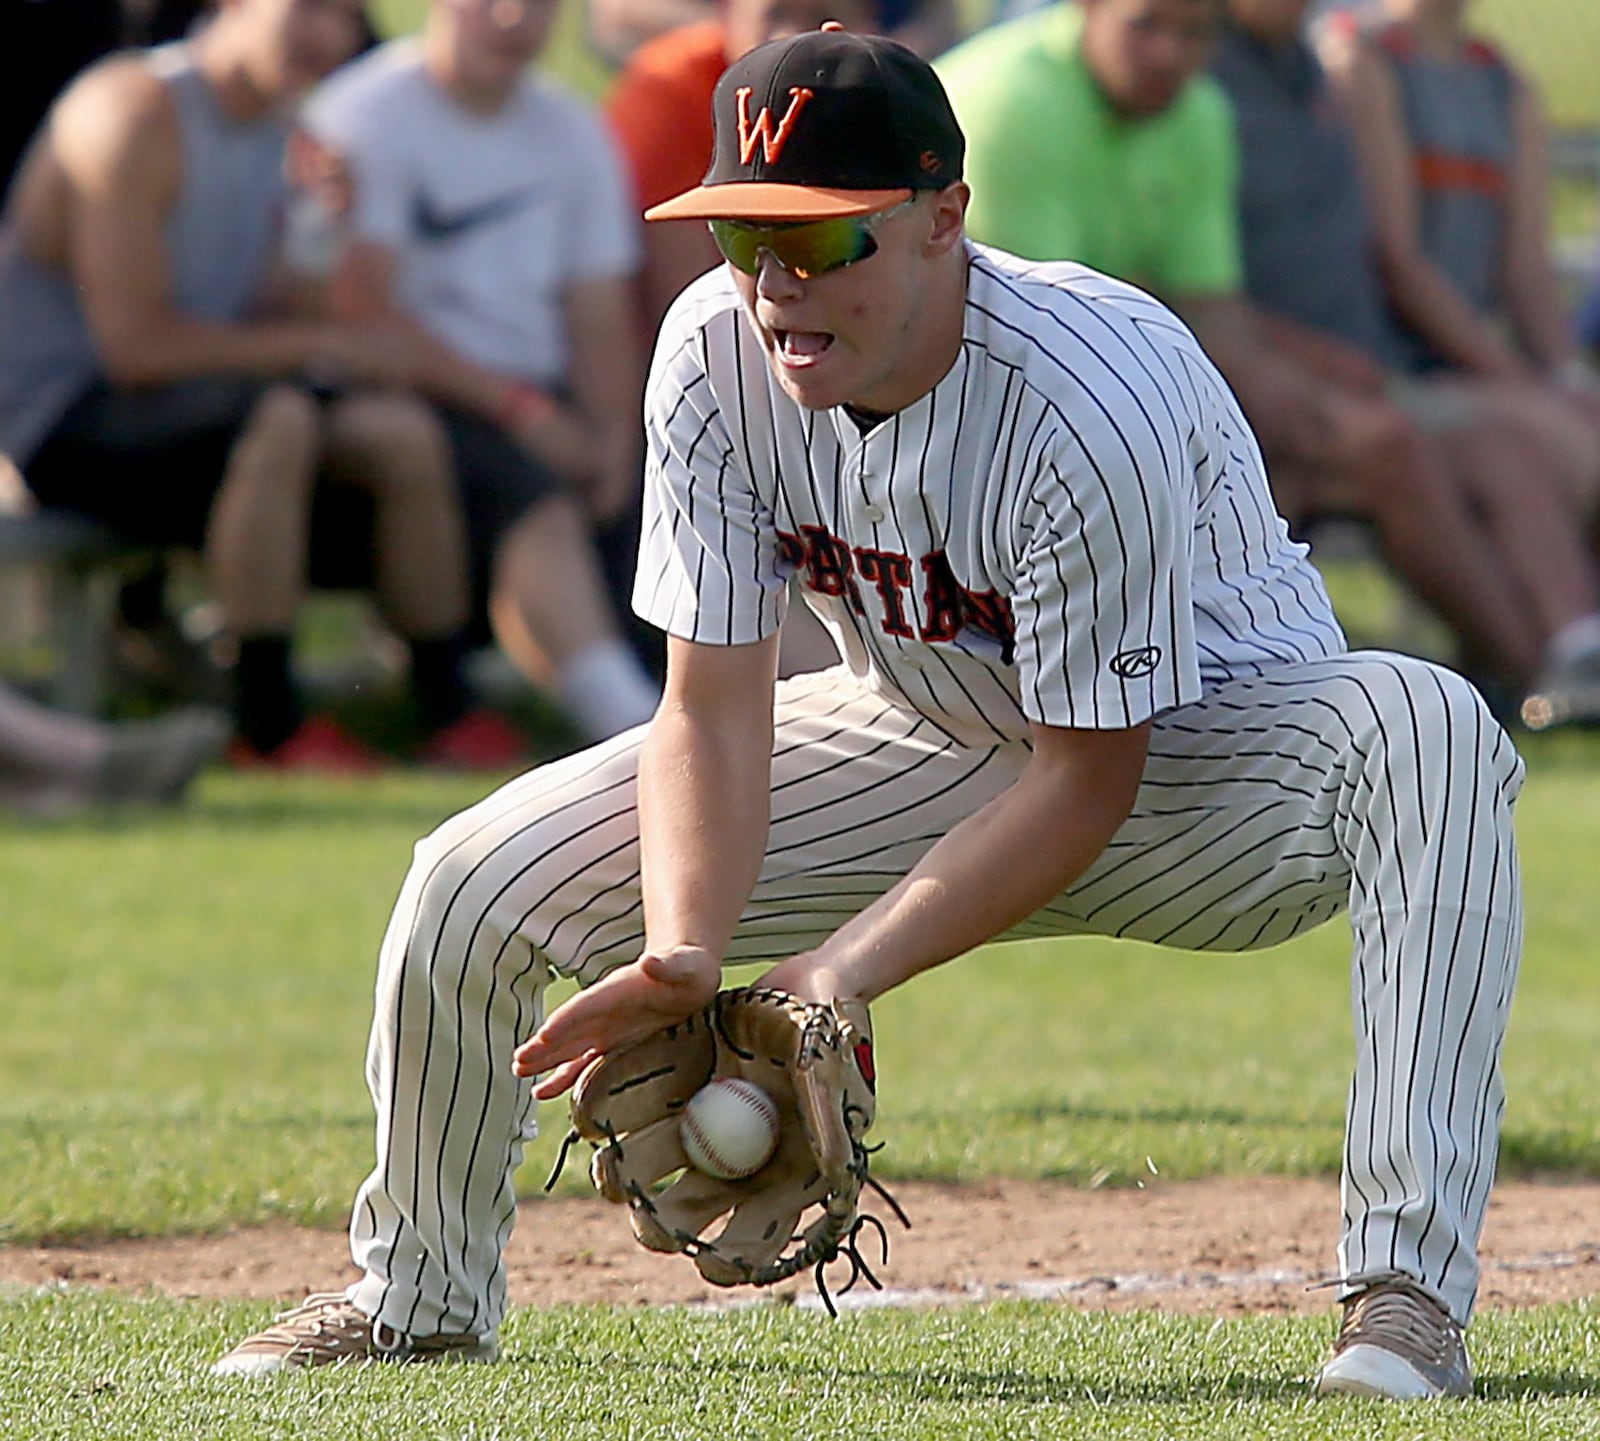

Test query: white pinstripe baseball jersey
[636,243,1347,740]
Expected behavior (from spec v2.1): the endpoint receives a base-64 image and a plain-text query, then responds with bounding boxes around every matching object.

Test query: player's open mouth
[775,330,835,365]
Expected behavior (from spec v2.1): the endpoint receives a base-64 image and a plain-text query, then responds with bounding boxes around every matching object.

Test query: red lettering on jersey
[919,550,962,642]
[854,548,915,637]
[775,530,807,571]
[800,525,865,615]
[960,587,1016,666]
[735,86,816,167]
[960,588,1016,649]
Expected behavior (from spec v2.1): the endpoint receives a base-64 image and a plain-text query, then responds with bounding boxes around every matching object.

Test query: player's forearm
[780,726,1149,1003]
[637,697,772,962]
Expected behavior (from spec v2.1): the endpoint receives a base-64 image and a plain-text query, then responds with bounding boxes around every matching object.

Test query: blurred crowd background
[1,0,1597,817]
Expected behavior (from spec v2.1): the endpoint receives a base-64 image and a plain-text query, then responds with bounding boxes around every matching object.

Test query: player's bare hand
[513,945,721,1097]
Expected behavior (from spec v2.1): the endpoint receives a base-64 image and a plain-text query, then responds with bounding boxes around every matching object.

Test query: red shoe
[229,715,385,775]
[419,709,528,773]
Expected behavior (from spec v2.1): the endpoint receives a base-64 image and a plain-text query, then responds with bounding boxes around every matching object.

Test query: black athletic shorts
[25,376,278,549]
[24,382,561,605]
[312,406,564,609]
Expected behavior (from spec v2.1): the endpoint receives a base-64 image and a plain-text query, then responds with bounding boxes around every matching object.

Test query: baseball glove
[548,986,905,1310]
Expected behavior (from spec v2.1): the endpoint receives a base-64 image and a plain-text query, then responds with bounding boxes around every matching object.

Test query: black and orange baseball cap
[644,25,965,223]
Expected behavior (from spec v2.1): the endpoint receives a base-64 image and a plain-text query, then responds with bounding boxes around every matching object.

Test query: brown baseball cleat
[1314,1277,1472,1399]
[211,1293,499,1377]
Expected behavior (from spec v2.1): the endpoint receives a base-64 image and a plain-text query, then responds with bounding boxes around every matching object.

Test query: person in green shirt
[937,0,1238,297]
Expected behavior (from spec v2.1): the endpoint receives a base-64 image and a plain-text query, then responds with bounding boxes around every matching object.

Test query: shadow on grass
[189,791,493,830]
[508,1347,1600,1406]
[1496,1134,1600,1177]
[509,1350,1314,1406]
[1480,1371,1600,1400]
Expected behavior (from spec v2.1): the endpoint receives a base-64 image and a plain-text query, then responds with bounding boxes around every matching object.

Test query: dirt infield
[4,1177,1598,1314]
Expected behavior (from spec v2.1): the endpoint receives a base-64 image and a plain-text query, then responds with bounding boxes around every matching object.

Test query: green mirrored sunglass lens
[710,217,874,278]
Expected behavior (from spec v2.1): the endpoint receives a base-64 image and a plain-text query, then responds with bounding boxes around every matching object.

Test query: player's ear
[921,183,968,258]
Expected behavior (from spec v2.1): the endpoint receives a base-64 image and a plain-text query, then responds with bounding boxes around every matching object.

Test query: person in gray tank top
[1323,0,1600,727]
[0,0,526,773]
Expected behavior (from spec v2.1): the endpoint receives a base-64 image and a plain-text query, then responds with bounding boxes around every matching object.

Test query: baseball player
[214,27,1524,1400]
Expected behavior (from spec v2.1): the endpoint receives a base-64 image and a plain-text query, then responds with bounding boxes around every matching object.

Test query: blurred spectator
[940,1,1241,298]
[1219,0,1600,725]
[0,680,226,817]
[939,0,1600,717]
[0,0,516,772]
[586,0,959,70]
[302,0,663,742]
[1323,1,1600,504]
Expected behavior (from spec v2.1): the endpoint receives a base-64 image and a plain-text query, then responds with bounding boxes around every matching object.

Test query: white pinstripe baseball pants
[348,650,1523,1336]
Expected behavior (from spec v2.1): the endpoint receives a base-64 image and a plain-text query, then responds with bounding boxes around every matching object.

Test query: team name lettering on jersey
[779,527,1016,658]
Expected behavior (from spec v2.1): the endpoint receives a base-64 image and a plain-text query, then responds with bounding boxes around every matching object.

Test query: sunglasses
[708,199,914,280]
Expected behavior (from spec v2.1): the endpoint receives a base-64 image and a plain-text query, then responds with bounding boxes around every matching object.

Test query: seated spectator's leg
[492,498,662,738]
[318,391,485,746]
[1418,380,1600,690]
[23,376,328,745]
[203,384,326,756]
[1293,389,1542,686]
[442,409,661,742]
[594,502,666,684]
[1470,380,1600,516]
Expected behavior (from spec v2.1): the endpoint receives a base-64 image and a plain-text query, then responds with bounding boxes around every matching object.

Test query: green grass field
[2,718,1599,1436]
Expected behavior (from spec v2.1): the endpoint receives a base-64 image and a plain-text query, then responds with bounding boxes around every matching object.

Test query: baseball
[680,1078,780,1180]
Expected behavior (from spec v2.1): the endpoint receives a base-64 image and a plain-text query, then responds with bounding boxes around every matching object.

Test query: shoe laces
[271,1292,380,1359]
[1332,1280,1462,1369]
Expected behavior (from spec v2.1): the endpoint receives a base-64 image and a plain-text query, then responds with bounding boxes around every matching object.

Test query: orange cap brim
[644,184,912,223]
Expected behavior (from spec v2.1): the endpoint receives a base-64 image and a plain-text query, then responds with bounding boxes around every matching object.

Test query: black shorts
[436,405,561,608]
[312,406,565,608]
[24,383,561,605]
[25,377,278,549]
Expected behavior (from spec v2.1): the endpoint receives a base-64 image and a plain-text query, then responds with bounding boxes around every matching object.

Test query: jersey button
[863,505,885,523]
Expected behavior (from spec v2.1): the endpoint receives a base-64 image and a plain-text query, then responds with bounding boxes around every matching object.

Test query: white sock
[1545,613,1600,668]
[558,642,660,741]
